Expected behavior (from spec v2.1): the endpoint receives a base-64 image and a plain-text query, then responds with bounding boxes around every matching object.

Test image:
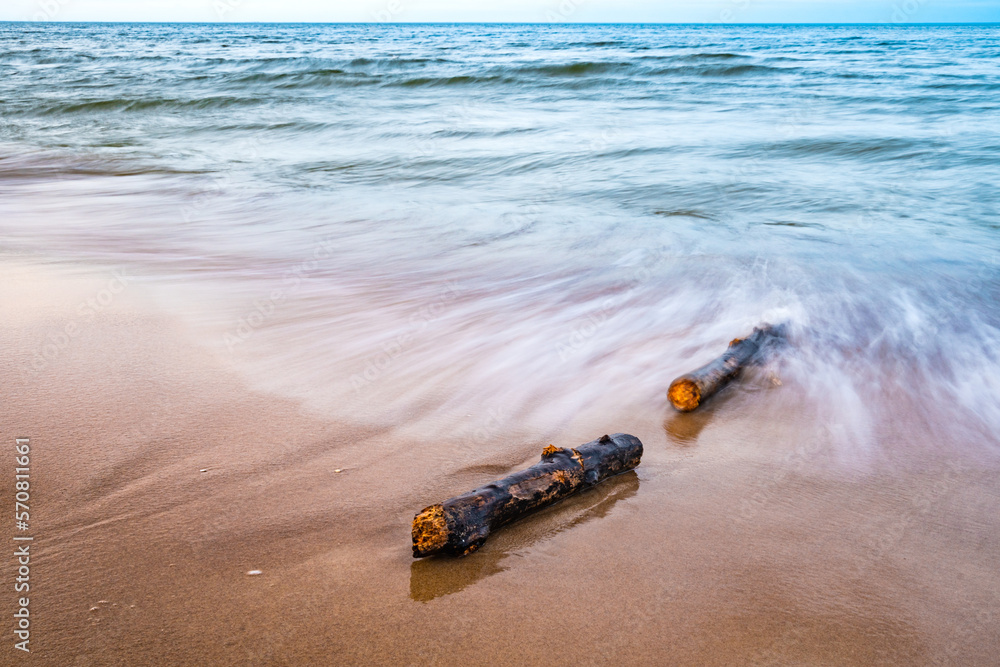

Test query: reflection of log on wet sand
[409,470,640,602]
[664,401,721,445]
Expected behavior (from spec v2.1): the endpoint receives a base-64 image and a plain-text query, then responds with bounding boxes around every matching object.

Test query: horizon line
[2,20,999,25]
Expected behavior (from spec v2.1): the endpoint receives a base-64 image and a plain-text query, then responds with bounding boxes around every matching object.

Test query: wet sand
[2,262,999,666]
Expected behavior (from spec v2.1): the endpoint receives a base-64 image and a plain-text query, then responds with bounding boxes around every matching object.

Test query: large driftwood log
[410,470,639,601]
[412,433,643,558]
[667,323,785,412]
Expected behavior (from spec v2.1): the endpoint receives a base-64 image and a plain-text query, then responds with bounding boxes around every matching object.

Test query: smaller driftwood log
[667,323,785,412]
[412,433,643,558]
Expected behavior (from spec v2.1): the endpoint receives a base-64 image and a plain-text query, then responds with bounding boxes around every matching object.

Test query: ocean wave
[231,69,347,81]
[735,137,937,161]
[33,96,274,115]
[378,61,793,88]
[923,82,1000,91]
[427,127,543,139]
[654,209,712,220]
[348,56,451,67]
[226,69,381,89]
[675,52,748,61]
[391,74,512,88]
[0,153,208,179]
[517,61,635,76]
[564,40,626,47]
[648,63,793,77]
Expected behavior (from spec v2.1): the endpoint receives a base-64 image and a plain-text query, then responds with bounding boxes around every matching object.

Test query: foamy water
[3,23,999,458]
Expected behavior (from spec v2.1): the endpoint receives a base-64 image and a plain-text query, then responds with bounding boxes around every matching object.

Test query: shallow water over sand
[3,23,1000,459]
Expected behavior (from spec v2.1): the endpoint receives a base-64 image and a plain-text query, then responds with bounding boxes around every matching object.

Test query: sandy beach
[3,261,998,665]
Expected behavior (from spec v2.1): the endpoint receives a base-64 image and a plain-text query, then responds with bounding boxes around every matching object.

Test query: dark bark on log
[667,323,786,412]
[412,433,643,558]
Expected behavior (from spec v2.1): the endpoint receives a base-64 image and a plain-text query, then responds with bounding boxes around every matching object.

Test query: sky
[4,0,1000,23]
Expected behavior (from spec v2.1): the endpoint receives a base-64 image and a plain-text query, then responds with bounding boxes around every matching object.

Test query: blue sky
[5,0,1000,23]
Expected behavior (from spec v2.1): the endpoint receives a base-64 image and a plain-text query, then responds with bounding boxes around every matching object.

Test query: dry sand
[2,262,999,665]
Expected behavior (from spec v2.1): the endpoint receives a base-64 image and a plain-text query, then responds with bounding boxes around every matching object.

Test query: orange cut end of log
[668,378,701,412]
[412,505,449,557]
[729,337,743,347]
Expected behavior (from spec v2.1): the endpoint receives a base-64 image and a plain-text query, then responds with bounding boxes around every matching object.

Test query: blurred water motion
[2,23,999,460]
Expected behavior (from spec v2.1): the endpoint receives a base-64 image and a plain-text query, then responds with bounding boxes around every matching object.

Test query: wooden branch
[667,323,785,412]
[412,433,643,558]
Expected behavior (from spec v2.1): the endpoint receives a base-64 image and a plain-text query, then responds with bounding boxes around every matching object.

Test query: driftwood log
[412,433,643,558]
[410,470,639,601]
[667,323,785,412]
